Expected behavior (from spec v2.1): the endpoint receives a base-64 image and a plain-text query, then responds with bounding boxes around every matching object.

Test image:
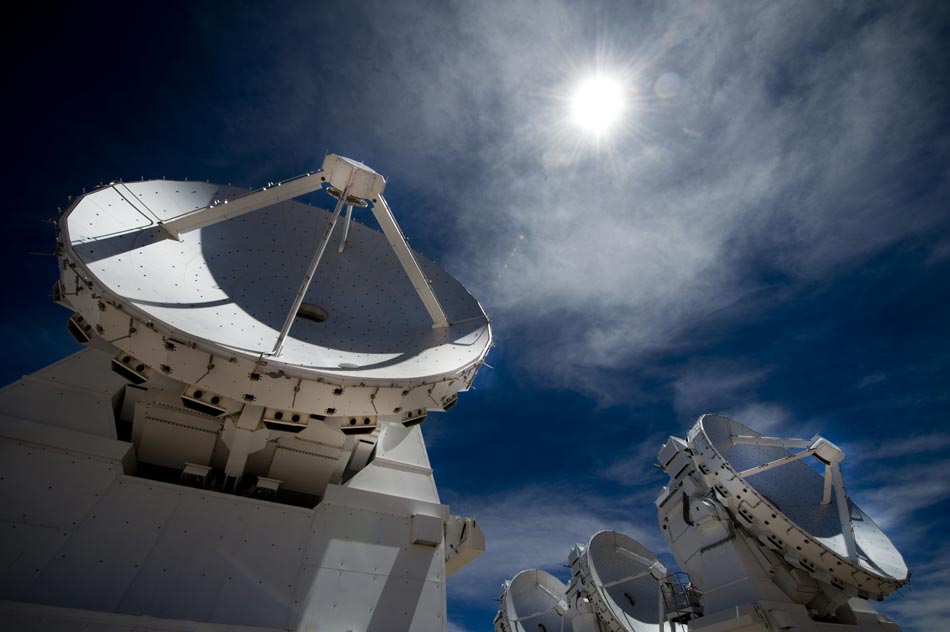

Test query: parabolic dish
[60,180,490,385]
[575,530,664,632]
[691,414,908,598]
[499,569,572,632]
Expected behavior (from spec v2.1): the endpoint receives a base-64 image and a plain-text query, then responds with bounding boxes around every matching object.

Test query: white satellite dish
[567,530,668,632]
[496,569,573,632]
[689,414,908,600]
[57,154,491,422]
[0,154,491,631]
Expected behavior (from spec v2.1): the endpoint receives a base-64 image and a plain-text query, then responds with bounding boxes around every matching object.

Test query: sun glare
[570,75,625,135]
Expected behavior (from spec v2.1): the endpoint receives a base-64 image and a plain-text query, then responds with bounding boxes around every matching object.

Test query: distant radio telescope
[497,414,908,632]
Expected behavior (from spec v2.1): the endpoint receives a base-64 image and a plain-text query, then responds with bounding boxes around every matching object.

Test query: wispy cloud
[841,433,950,631]
[859,459,950,531]
[853,432,950,461]
[672,364,771,417]
[850,435,950,532]
[447,621,473,632]
[435,1,947,398]
[600,431,669,485]
[448,484,662,604]
[878,543,950,631]
[857,373,887,388]
[720,402,794,435]
[667,362,800,435]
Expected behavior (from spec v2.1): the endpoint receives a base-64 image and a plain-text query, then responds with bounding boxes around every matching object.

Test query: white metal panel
[0,379,117,439]
[202,501,310,628]
[117,498,242,621]
[0,598,288,631]
[294,561,446,631]
[267,437,344,495]
[347,424,440,503]
[15,348,128,397]
[0,521,71,601]
[0,413,131,465]
[294,488,447,631]
[411,514,444,546]
[133,402,220,468]
[0,401,461,632]
[64,185,156,242]
[117,181,230,223]
[303,504,444,581]
[0,437,118,529]
[23,476,180,612]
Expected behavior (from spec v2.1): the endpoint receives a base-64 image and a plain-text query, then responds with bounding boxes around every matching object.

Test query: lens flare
[570,75,625,135]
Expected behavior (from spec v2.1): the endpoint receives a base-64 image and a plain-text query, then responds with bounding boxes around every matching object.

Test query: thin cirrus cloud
[436,1,947,396]
[203,2,947,401]
[845,433,950,629]
[878,543,950,632]
[446,483,663,604]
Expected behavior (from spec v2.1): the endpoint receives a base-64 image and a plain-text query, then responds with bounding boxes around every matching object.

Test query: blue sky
[4,2,949,630]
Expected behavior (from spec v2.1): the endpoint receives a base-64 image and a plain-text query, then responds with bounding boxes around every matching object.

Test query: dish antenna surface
[496,569,573,632]
[59,154,490,420]
[566,531,669,632]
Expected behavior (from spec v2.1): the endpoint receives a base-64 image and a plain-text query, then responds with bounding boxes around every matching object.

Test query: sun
[570,75,625,135]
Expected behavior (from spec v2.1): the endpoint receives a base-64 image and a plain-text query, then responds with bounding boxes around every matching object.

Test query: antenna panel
[58,176,491,416]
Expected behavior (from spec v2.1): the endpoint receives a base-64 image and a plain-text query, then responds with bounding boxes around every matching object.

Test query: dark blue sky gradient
[3,2,949,630]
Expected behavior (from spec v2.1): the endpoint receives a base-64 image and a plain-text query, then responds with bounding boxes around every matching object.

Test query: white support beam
[537,582,564,604]
[658,584,667,632]
[272,186,351,355]
[157,155,450,331]
[731,434,813,449]
[830,462,858,561]
[512,607,558,623]
[159,171,326,239]
[616,546,661,570]
[601,569,653,589]
[738,448,817,478]
[822,463,834,505]
[371,194,449,328]
[338,204,354,253]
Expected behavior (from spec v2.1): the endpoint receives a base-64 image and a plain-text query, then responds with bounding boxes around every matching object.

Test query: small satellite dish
[57,155,491,419]
[568,530,667,632]
[690,414,908,600]
[495,569,573,632]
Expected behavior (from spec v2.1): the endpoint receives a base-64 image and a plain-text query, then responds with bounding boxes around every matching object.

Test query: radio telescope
[497,414,907,632]
[566,530,673,632]
[495,569,573,632]
[0,154,490,630]
[656,414,907,630]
